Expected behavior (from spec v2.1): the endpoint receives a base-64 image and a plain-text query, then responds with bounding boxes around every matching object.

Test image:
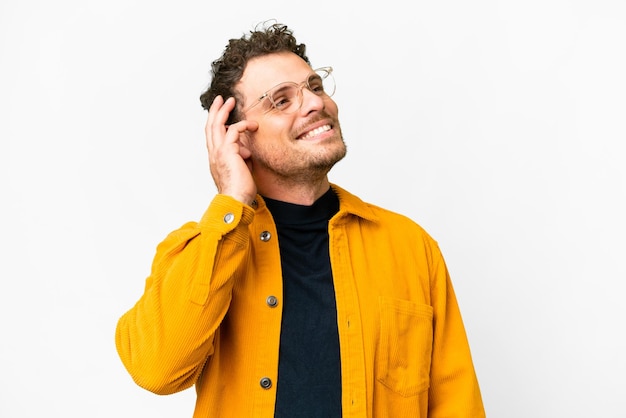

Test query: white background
[1,0,625,416]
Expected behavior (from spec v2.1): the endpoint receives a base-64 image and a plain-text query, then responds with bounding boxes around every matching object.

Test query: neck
[257,177,331,205]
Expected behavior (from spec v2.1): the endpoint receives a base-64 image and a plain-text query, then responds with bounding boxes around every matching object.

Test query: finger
[205,95,223,152]
[205,96,236,152]
[206,95,226,132]
[221,119,258,146]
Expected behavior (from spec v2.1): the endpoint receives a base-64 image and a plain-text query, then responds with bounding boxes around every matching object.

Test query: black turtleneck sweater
[263,188,342,418]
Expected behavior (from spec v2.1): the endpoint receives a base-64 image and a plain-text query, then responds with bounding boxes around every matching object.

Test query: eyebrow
[244,70,319,112]
[262,71,317,97]
[270,83,293,96]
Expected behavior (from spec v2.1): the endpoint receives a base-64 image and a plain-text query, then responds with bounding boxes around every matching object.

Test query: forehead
[238,52,313,99]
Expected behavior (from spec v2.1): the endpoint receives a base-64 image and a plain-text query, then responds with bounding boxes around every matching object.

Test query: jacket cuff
[198,194,255,245]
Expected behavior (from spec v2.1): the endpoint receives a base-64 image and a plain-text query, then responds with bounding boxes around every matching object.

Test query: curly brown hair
[199,22,310,124]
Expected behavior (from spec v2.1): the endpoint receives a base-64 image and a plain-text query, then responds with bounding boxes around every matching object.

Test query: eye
[270,84,298,111]
[308,76,325,94]
[272,94,293,109]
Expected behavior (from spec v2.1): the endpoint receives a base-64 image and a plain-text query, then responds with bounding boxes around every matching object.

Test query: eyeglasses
[242,67,335,114]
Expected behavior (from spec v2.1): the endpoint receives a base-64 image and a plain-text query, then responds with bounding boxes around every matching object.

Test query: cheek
[255,117,294,139]
[324,97,339,116]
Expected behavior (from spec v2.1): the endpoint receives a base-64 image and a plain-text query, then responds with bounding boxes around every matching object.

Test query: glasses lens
[315,68,335,98]
[267,68,335,114]
[268,83,300,113]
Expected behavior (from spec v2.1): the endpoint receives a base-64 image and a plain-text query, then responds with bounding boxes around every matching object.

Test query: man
[115,22,485,418]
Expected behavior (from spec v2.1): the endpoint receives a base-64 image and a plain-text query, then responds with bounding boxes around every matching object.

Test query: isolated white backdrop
[1,0,625,417]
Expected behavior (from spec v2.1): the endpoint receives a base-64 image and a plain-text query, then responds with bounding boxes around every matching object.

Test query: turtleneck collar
[262,187,339,227]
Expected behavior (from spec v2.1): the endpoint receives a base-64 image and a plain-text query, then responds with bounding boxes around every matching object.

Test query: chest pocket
[376,297,434,397]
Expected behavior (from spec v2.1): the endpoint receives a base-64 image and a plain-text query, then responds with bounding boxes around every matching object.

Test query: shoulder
[332,184,438,245]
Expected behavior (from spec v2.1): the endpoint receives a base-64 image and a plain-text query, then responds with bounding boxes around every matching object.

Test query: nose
[299,86,325,114]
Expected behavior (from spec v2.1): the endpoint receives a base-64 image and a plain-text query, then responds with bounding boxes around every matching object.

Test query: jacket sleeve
[428,243,486,417]
[115,194,254,395]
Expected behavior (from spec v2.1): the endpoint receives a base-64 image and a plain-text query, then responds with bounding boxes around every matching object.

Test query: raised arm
[115,95,259,394]
[115,196,254,394]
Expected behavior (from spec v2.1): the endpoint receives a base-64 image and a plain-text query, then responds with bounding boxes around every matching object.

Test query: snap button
[259,231,271,242]
[223,213,235,224]
[259,377,272,389]
[266,295,278,308]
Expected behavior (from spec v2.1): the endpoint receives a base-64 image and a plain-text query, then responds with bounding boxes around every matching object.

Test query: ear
[237,131,253,161]
[238,130,251,148]
[237,120,259,151]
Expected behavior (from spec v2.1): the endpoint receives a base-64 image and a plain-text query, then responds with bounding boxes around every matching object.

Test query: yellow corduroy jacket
[116,184,485,418]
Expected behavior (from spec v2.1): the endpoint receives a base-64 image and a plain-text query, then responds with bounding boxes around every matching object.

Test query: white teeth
[300,124,330,140]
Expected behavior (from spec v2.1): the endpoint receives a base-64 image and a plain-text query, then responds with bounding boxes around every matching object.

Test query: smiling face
[237,52,346,189]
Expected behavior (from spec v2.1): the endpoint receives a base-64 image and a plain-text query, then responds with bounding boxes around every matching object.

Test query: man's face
[237,52,346,183]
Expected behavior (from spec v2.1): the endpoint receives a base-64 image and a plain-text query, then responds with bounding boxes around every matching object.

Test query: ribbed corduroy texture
[115,185,486,417]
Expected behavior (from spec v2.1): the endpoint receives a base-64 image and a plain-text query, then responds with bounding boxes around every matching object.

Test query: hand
[205,96,259,205]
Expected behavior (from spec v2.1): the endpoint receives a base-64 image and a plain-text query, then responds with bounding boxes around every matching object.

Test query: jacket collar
[252,184,379,224]
[330,184,379,223]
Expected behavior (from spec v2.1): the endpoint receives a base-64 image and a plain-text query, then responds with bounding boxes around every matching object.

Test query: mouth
[297,124,332,140]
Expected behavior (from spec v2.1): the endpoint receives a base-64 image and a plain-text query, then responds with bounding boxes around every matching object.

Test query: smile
[298,124,331,140]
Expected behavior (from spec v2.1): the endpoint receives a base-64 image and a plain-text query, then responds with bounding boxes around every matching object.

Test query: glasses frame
[242,66,335,115]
